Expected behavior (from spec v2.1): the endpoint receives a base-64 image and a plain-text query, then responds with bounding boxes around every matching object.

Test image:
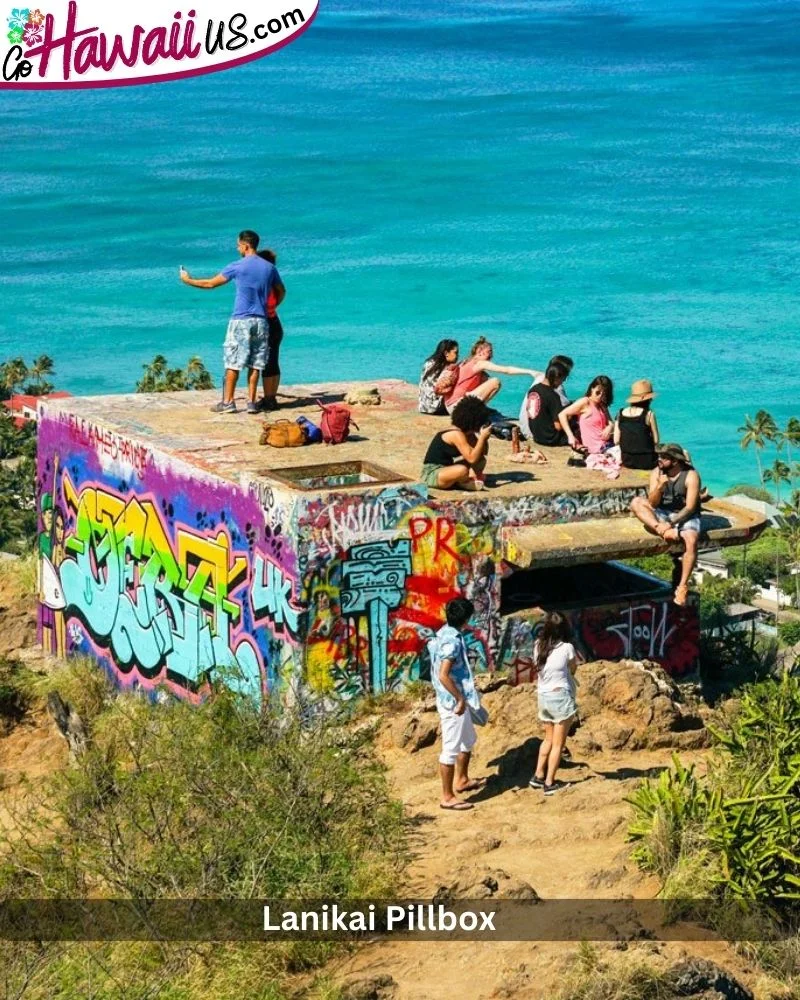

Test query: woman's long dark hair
[535,612,574,669]
[585,375,614,408]
[425,339,458,380]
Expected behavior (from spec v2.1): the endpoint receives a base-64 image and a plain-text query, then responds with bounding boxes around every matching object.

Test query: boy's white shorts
[438,707,477,765]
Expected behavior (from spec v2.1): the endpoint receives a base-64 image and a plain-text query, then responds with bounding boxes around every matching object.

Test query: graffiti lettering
[59,472,263,702]
[251,550,302,642]
[66,413,151,478]
[408,514,464,565]
[604,602,676,660]
[248,479,276,511]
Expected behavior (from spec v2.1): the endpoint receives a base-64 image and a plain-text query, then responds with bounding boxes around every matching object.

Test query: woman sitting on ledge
[444,337,542,413]
[558,375,614,455]
[418,339,459,415]
[421,396,493,491]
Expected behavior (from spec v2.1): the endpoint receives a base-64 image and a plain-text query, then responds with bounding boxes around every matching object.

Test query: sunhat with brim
[627,379,656,404]
[656,442,692,466]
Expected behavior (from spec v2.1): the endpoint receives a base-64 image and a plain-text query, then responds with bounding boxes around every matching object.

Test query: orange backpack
[259,419,307,448]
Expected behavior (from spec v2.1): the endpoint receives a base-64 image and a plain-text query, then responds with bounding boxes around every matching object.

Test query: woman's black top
[617,407,656,470]
[423,430,464,466]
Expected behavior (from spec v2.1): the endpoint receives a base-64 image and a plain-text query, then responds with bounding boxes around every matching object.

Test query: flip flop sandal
[454,778,487,792]
[440,801,475,811]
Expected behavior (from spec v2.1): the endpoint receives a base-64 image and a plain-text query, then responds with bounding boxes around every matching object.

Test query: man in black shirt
[524,362,570,447]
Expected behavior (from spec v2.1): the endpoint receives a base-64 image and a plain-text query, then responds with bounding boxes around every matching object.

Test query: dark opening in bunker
[500,561,671,615]
[261,460,410,491]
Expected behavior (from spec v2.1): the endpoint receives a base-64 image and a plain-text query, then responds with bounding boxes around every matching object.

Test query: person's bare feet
[674,583,689,606]
[656,522,679,542]
[454,778,487,793]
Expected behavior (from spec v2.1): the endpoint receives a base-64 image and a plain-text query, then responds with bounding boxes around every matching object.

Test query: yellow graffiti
[63,471,247,626]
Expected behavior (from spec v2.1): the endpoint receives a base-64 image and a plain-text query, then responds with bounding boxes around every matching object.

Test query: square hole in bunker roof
[260,460,410,491]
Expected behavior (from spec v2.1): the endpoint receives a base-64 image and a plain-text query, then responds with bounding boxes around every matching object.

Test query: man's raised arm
[181,271,228,289]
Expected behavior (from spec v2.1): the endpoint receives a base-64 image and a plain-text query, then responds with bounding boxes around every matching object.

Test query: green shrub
[628,675,800,907]
[626,756,710,880]
[622,554,675,583]
[0,683,408,998]
[0,659,32,734]
[778,620,800,647]
[725,484,775,504]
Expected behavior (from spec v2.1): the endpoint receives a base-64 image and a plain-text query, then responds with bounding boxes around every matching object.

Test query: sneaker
[246,402,260,414]
[210,401,236,414]
[528,776,545,789]
[261,397,279,411]
[543,780,569,796]
[561,746,572,761]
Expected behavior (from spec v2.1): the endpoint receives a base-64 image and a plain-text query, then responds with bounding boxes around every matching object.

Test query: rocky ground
[323,666,786,1000]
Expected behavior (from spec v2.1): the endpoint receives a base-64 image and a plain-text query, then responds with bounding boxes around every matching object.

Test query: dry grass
[0,551,37,600]
[556,943,674,1000]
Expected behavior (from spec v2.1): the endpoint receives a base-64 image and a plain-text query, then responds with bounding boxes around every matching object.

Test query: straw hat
[627,379,656,404]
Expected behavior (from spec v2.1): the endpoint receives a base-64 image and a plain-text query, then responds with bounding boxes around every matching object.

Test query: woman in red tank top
[258,249,286,411]
[444,337,544,413]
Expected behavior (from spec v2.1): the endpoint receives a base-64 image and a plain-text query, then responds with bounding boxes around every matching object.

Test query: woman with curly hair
[420,395,493,491]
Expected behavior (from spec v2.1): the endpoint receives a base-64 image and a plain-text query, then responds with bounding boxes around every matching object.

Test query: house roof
[724,494,781,525]
[3,391,72,412]
[724,603,762,621]
[697,548,727,567]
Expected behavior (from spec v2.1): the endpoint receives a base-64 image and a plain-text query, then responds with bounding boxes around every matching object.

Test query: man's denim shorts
[223,317,269,371]
[655,508,701,535]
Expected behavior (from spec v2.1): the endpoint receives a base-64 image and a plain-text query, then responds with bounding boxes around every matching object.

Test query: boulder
[393,711,439,753]
[665,958,753,1000]
[433,867,539,902]
[339,974,396,1000]
[569,660,707,752]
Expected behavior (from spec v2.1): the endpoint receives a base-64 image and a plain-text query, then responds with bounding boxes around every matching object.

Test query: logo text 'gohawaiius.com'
[2,0,318,88]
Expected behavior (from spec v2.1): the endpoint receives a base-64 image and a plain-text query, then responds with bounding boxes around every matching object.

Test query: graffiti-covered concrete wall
[38,398,694,708]
[499,599,700,683]
[36,409,303,706]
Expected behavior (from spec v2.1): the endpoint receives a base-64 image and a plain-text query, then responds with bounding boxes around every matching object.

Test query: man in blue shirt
[428,597,486,811]
[181,229,285,413]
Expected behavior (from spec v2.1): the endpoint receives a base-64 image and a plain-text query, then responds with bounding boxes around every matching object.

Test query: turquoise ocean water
[1,0,799,493]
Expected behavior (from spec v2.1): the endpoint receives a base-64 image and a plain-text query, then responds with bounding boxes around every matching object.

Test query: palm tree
[738,409,778,485]
[0,358,29,399]
[186,356,214,390]
[26,353,55,395]
[164,368,188,391]
[777,513,800,608]
[764,458,791,503]
[136,354,170,393]
[781,417,800,491]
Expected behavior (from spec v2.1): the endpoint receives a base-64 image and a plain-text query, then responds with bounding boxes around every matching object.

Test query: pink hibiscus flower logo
[23,19,42,44]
